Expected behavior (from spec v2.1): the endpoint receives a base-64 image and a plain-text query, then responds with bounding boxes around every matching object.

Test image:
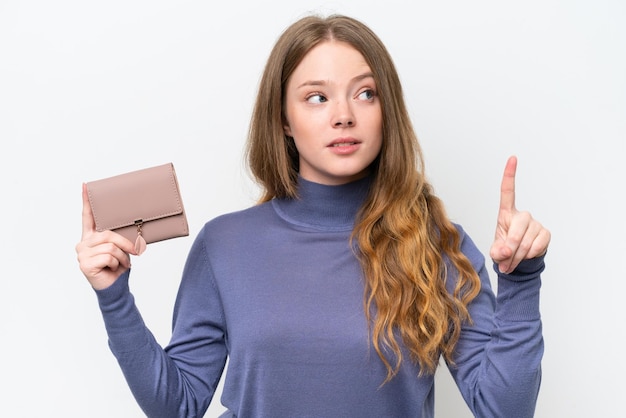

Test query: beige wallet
[86,163,189,255]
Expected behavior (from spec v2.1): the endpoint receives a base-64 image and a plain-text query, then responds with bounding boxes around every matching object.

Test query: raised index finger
[499,155,518,211]
[81,183,96,239]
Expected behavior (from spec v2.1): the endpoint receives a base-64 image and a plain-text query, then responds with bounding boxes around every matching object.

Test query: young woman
[77,14,550,418]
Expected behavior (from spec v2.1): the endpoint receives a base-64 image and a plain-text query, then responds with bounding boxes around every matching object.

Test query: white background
[1,1,624,417]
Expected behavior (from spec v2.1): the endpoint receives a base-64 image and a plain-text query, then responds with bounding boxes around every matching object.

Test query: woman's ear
[283,123,292,137]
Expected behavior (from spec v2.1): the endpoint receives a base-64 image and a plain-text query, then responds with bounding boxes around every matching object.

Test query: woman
[77,14,550,418]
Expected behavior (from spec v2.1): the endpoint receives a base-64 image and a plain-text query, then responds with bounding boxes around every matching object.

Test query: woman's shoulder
[452,222,486,267]
[194,201,279,245]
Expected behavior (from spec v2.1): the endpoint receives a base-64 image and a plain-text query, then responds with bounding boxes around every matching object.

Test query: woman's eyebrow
[296,72,375,89]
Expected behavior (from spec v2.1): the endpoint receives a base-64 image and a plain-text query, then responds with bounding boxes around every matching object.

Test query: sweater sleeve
[447,227,544,418]
[95,227,228,418]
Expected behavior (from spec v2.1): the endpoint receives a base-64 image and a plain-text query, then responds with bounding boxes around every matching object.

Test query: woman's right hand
[75,183,137,290]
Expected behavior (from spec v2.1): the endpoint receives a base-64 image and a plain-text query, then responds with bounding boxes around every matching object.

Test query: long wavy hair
[245,14,481,381]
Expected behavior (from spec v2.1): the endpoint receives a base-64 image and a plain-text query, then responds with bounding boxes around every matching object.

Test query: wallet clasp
[133,219,147,255]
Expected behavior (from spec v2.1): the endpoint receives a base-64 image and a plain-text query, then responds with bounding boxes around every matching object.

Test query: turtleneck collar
[271,176,372,231]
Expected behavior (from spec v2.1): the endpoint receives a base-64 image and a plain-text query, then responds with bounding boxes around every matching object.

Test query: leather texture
[86,163,189,246]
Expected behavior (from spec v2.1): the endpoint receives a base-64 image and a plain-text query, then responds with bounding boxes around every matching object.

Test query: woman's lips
[327,138,361,154]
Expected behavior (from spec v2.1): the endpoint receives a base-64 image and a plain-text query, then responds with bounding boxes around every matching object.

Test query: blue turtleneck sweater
[96,176,544,418]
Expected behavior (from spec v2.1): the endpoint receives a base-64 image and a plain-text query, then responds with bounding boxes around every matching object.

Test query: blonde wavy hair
[245,14,481,381]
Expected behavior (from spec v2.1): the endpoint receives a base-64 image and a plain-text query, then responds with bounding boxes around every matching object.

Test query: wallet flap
[86,163,184,232]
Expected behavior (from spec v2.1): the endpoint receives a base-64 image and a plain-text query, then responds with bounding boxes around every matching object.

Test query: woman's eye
[306,94,327,104]
[358,89,376,101]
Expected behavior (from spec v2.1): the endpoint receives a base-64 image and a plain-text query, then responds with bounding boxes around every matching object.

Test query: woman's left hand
[490,156,551,274]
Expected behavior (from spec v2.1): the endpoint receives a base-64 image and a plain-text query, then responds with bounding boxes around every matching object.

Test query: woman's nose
[332,101,355,127]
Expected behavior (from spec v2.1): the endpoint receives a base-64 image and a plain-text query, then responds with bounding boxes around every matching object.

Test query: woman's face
[283,40,383,185]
